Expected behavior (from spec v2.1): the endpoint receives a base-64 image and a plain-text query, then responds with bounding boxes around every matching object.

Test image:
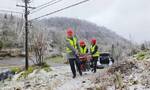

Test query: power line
[35,0,58,8]
[30,0,90,21]
[0,9,23,14]
[30,0,62,14]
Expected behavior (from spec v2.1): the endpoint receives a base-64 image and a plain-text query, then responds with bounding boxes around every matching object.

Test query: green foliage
[11,67,21,74]
[134,51,150,60]
[18,66,34,79]
[41,62,50,68]
[40,62,52,72]
[17,64,52,80]
[43,67,52,72]
[18,71,28,79]
[136,52,146,60]
[27,66,34,73]
[45,56,64,64]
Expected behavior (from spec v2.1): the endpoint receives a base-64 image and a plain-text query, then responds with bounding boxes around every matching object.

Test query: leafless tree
[32,31,47,66]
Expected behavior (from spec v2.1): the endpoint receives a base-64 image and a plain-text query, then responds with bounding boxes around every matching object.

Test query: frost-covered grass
[45,56,65,64]
[134,50,150,60]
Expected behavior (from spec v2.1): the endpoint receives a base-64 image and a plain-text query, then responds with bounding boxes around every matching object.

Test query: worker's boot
[79,71,82,76]
[94,70,96,73]
[72,74,76,78]
[91,68,94,72]
[93,67,96,73]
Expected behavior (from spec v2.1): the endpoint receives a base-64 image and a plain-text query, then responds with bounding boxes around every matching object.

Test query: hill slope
[0,15,132,59]
[37,17,132,58]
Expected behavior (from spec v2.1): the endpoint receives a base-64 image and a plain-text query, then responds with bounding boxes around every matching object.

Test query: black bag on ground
[99,53,111,64]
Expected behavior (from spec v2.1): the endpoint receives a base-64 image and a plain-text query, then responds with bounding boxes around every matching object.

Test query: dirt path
[49,66,103,90]
[0,65,103,90]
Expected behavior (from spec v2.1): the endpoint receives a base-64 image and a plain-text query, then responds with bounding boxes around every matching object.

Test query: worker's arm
[74,35,80,52]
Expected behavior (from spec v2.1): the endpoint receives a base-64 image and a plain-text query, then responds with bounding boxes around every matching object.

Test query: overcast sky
[1,0,150,43]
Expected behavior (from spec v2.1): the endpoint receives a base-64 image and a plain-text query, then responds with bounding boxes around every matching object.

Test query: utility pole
[25,0,29,70]
[17,0,35,70]
[16,0,89,70]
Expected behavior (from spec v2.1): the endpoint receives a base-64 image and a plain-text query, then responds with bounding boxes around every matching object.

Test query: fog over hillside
[39,17,131,51]
[0,14,133,59]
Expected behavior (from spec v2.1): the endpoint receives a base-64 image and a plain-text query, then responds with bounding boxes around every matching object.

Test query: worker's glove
[75,50,79,55]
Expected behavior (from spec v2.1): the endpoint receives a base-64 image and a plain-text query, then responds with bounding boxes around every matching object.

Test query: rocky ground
[94,58,150,90]
[0,57,150,90]
[0,65,101,90]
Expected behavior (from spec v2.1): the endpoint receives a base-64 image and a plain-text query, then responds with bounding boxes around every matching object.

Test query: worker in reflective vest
[90,38,100,73]
[79,40,89,71]
[79,40,88,54]
[65,28,82,78]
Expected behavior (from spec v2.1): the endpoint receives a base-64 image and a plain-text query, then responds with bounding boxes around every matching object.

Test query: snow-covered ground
[0,58,150,90]
[0,65,104,90]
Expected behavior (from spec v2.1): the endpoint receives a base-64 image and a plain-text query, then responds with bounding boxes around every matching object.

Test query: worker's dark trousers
[69,58,82,76]
[91,57,98,73]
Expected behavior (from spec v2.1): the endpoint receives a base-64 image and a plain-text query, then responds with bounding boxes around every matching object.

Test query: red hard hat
[79,40,85,46]
[66,28,74,37]
[91,38,96,44]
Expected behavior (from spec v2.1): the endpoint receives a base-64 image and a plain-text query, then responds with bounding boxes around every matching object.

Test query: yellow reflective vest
[90,45,100,57]
[66,37,77,53]
[80,47,87,54]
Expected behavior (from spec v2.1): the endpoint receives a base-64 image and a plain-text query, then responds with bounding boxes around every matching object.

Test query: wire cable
[35,0,58,8]
[30,0,90,21]
[30,0,62,14]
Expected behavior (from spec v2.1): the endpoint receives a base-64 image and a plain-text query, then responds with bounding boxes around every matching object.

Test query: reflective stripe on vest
[90,45,100,57]
[66,37,77,53]
[80,47,87,54]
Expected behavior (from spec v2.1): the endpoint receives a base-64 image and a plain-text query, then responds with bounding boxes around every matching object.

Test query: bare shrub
[31,32,48,66]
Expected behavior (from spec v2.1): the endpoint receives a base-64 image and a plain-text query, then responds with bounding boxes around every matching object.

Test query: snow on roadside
[0,65,100,90]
